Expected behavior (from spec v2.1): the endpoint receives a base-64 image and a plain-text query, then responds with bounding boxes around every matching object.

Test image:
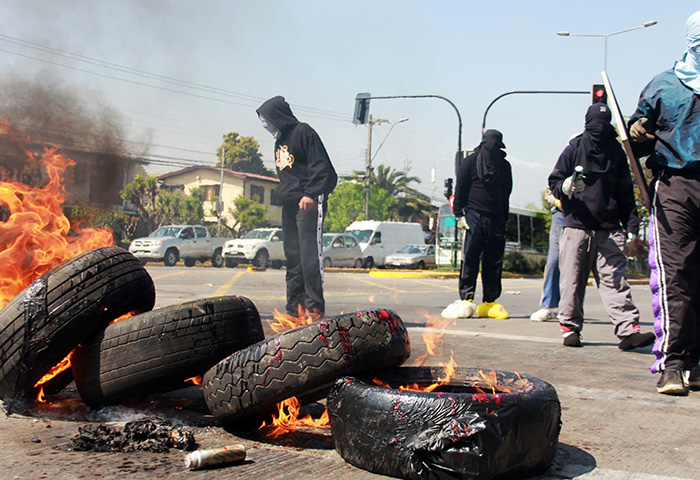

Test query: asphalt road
[1,266,697,480]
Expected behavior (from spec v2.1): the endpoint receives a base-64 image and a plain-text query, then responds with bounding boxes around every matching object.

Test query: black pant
[649,172,700,373]
[281,196,325,316]
[459,209,506,303]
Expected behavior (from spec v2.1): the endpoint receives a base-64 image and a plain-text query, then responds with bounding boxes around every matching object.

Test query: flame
[0,142,114,309]
[184,376,202,385]
[259,396,329,437]
[269,305,320,334]
[414,310,455,366]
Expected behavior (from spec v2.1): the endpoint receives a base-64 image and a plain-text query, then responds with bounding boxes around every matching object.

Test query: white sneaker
[441,300,476,319]
[530,307,558,322]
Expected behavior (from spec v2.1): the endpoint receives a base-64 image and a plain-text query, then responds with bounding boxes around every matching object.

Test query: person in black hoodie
[549,103,654,350]
[446,129,512,320]
[256,96,337,318]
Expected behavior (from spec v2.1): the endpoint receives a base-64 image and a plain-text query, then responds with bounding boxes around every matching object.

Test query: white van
[345,221,426,268]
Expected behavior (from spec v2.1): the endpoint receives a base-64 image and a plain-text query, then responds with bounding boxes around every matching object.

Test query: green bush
[503,251,546,275]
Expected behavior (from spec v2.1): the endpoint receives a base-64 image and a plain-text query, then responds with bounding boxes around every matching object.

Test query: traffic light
[443,178,453,199]
[591,83,607,104]
[353,93,371,125]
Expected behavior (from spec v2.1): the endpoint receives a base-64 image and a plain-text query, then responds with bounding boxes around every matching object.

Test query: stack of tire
[0,246,265,410]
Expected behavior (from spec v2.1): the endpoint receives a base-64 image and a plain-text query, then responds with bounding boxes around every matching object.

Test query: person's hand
[630,118,655,142]
[562,174,585,197]
[456,216,469,231]
[298,196,314,211]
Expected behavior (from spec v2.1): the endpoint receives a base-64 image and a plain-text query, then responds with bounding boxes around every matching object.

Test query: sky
[0,1,695,209]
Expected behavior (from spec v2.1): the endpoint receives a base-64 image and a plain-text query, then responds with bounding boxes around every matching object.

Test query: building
[157,166,281,228]
[0,133,147,211]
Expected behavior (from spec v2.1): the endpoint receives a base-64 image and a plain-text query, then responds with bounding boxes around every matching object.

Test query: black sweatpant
[649,172,700,373]
[458,209,506,303]
[281,195,326,316]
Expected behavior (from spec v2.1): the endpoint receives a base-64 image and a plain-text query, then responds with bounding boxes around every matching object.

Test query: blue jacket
[629,69,700,172]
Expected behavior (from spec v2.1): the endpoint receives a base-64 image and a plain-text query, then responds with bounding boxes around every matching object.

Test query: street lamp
[557,21,657,70]
[363,116,409,219]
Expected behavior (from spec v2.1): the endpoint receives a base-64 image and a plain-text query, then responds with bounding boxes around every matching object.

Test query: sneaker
[441,300,475,319]
[530,307,558,322]
[618,331,655,350]
[562,330,582,347]
[657,369,687,395]
[476,302,509,319]
[686,366,700,391]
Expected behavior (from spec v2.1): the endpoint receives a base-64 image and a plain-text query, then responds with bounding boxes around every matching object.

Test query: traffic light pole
[481,90,588,132]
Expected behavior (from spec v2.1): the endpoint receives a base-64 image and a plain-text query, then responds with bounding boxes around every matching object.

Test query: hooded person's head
[674,10,700,94]
[256,96,300,140]
[574,103,619,172]
[475,129,506,183]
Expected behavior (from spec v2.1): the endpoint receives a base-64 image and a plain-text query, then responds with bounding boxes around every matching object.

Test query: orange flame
[414,310,455,366]
[0,143,114,309]
[184,376,202,385]
[259,396,329,437]
[269,305,320,334]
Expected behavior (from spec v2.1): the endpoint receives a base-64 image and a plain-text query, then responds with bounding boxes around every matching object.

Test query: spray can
[184,444,246,470]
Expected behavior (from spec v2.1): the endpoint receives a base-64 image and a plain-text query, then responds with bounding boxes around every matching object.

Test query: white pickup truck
[222,228,286,269]
[128,225,230,267]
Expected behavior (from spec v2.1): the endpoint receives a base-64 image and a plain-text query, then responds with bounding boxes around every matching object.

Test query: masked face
[259,115,281,139]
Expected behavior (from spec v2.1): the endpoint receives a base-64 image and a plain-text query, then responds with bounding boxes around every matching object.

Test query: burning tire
[72,296,265,407]
[0,247,156,401]
[327,367,561,480]
[202,309,411,425]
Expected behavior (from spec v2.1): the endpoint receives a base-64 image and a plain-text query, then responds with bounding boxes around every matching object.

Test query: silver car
[322,233,363,268]
[385,244,436,269]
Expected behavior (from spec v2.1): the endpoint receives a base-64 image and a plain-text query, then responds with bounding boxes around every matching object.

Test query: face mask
[259,115,280,139]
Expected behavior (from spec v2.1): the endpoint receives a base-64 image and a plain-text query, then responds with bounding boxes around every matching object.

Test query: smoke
[0,72,127,155]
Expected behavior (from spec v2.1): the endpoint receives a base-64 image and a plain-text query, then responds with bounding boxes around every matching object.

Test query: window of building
[203,185,220,201]
[250,184,265,203]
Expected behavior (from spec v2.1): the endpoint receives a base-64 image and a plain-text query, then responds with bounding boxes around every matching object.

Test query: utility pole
[363,115,388,219]
[218,145,225,236]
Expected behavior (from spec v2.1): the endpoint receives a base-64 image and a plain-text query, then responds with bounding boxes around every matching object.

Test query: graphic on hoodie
[276,145,295,170]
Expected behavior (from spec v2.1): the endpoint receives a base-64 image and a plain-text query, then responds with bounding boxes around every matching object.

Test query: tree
[324,180,393,232]
[120,174,205,232]
[217,132,274,176]
[228,195,269,234]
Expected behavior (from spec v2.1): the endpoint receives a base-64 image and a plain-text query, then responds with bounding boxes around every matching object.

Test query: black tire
[211,249,224,268]
[416,260,425,270]
[363,257,374,269]
[202,309,411,425]
[225,258,238,268]
[72,296,264,407]
[0,247,156,401]
[327,367,561,480]
[353,259,362,269]
[323,257,332,268]
[164,248,179,267]
[253,249,269,269]
[184,258,196,267]
[270,260,283,269]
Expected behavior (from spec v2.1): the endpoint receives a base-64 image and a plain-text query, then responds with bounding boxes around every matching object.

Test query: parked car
[322,233,363,268]
[345,220,426,268]
[384,244,436,270]
[222,228,285,269]
[128,225,229,267]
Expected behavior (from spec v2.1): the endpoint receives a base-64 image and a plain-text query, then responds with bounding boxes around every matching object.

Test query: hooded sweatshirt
[550,104,639,235]
[257,96,337,206]
[453,129,512,220]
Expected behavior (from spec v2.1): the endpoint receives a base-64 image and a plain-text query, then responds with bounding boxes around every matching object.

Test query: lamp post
[363,116,408,219]
[557,21,657,71]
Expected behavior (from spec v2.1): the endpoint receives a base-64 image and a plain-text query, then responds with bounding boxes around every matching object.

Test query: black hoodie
[257,96,337,206]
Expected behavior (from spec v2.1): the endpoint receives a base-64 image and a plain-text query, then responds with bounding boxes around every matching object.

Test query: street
[1,266,698,480]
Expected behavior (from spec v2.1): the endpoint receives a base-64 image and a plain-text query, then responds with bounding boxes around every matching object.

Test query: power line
[0,33,352,122]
